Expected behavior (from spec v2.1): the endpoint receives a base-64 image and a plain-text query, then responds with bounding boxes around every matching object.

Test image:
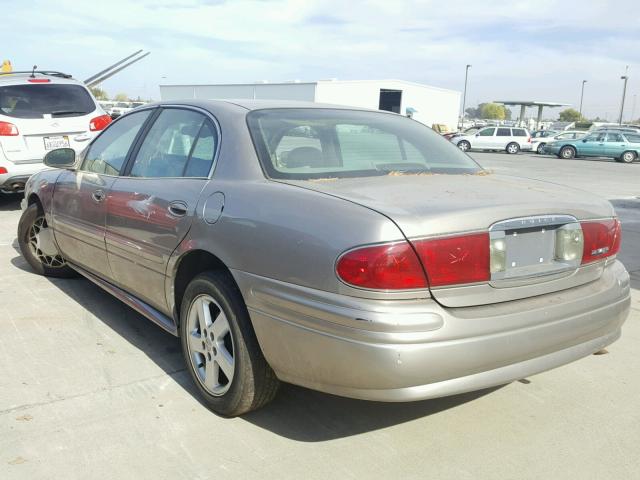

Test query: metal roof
[494,100,570,107]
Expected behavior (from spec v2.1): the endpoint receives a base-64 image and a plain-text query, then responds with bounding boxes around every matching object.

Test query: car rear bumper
[0,161,49,191]
[233,260,630,401]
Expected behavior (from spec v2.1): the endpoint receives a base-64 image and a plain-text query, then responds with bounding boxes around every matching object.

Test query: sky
[3,0,639,120]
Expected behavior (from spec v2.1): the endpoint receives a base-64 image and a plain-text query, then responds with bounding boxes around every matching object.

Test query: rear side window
[0,84,96,119]
[606,133,624,142]
[512,129,528,137]
[496,128,511,136]
[82,110,152,175]
[130,108,216,178]
[624,134,640,143]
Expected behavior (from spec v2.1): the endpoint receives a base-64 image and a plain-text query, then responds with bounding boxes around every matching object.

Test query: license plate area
[43,135,70,150]
[489,215,581,282]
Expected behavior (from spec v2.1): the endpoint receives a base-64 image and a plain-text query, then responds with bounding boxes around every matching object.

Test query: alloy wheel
[186,294,235,396]
[28,216,66,268]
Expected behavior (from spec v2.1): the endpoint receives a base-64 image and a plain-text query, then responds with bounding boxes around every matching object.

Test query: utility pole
[618,66,629,125]
[460,64,471,130]
[579,80,587,117]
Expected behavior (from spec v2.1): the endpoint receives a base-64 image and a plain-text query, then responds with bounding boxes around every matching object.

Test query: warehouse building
[160,79,461,130]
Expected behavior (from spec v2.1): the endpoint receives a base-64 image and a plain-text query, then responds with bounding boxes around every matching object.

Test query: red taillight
[528,136,532,143]
[0,167,7,174]
[89,114,112,131]
[336,241,428,290]
[412,233,490,287]
[27,78,50,83]
[0,121,19,136]
[581,219,621,264]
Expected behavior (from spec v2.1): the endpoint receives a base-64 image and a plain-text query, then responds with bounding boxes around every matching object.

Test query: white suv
[452,126,532,154]
[0,71,110,193]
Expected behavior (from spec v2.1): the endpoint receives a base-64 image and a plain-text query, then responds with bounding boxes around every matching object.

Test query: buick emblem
[50,122,60,128]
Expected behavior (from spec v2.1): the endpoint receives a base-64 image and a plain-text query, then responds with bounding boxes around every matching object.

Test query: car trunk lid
[283,174,616,307]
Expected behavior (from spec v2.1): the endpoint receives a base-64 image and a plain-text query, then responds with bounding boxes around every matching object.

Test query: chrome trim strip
[490,214,578,231]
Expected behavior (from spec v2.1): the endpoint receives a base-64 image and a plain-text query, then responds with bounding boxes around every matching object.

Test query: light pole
[579,80,587,117]
[460,64,471,129]
[618,75,629,125]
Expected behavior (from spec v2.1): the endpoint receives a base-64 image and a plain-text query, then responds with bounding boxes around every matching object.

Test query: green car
[545,129,640,163]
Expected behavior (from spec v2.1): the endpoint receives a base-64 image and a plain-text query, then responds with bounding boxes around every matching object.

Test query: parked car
[0,70,111,193]
[533,130,586,154]
[18,100,630,416]
[545,129,640,163]
[443,126,481,141]
[109,102,132,118]
[452,126,532,153]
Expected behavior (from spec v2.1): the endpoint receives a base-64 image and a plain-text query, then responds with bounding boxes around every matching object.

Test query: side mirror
[44,148,76,169]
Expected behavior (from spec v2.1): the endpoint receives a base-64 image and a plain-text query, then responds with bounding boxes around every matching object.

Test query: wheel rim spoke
[27,216,67,268]
[216,347,234,379]
[188,331,206,354]
[204,359,220,390]
[212,310,230,339]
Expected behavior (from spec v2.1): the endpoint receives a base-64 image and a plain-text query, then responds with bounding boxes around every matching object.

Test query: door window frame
[120,105,222,180]
[78,107,159,177]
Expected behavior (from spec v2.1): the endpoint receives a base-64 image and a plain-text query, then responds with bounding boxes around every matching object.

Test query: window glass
[478,128,495,137]
[81,110,151,175]
[496,128,511,137]
[584,132,606,142]
[624,134,640,143]
[246,108,481,179]
[512,129,527,137]
[0,84,96,119]
[130,109,206,178]
[184,121,217,177]
[556,133,571,139]
[606,133,624,142]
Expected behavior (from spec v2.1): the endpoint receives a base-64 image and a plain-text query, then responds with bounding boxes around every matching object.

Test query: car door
[495,127,512,149]
[474,127,496,150]
[578,132,606,156]
[51,109,153,278]
[105,107,217,311]
[604,132,626,158]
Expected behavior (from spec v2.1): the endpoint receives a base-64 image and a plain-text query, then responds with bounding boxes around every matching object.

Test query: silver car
[453,126,533,154]
[18,100,630,416]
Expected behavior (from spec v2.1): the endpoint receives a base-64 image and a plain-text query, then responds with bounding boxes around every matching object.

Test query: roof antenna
[30,65,37,78]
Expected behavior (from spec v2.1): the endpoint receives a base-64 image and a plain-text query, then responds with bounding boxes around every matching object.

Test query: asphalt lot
[1,152,639,479]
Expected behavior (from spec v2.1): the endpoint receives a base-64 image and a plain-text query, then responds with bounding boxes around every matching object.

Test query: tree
[113,92,129,102]
[481,103,507,120]
[558,108,583,122]
[89,86,108,100]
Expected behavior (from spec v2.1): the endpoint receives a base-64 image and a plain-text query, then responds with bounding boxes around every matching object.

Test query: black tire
[620,150,637,164]
[536,143,546,154]
[17,203,76,278]
[179,271,279,416]
[560,146,576,159]
[457,140,471,152]
[506,142,520,154]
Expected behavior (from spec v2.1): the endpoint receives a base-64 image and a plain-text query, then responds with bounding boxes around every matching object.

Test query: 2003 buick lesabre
[18,100,630,416]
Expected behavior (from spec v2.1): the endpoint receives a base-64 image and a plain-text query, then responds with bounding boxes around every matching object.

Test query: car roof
[146,98,381,114]
[0,72,83,86]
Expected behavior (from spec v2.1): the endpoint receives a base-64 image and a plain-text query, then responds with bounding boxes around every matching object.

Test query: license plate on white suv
[43,136,70,150]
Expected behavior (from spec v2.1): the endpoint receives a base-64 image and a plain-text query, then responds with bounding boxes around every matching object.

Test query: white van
[452,126,532,154]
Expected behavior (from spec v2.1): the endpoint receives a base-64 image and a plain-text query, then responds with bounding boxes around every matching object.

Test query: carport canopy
[494,100,570,129]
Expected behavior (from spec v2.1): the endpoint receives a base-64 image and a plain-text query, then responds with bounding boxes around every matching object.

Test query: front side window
[0,84,96,119]
[81,110,152,175]
[130,109,216,178]
[478,128,495,137]
[496,128,511,137]
[247,108,481,179]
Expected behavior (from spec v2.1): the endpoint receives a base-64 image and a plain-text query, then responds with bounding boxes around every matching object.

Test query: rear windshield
[247,108,482,179]
[0,84,96,119]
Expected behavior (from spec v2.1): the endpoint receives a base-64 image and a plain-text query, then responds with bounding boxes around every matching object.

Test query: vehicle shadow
[0,192,22,211]
[10,249,504,441]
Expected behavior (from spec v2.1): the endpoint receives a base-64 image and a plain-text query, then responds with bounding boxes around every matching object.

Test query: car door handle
[73,134,92,142]
[92,189,105,203]
[168,201,188,217]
